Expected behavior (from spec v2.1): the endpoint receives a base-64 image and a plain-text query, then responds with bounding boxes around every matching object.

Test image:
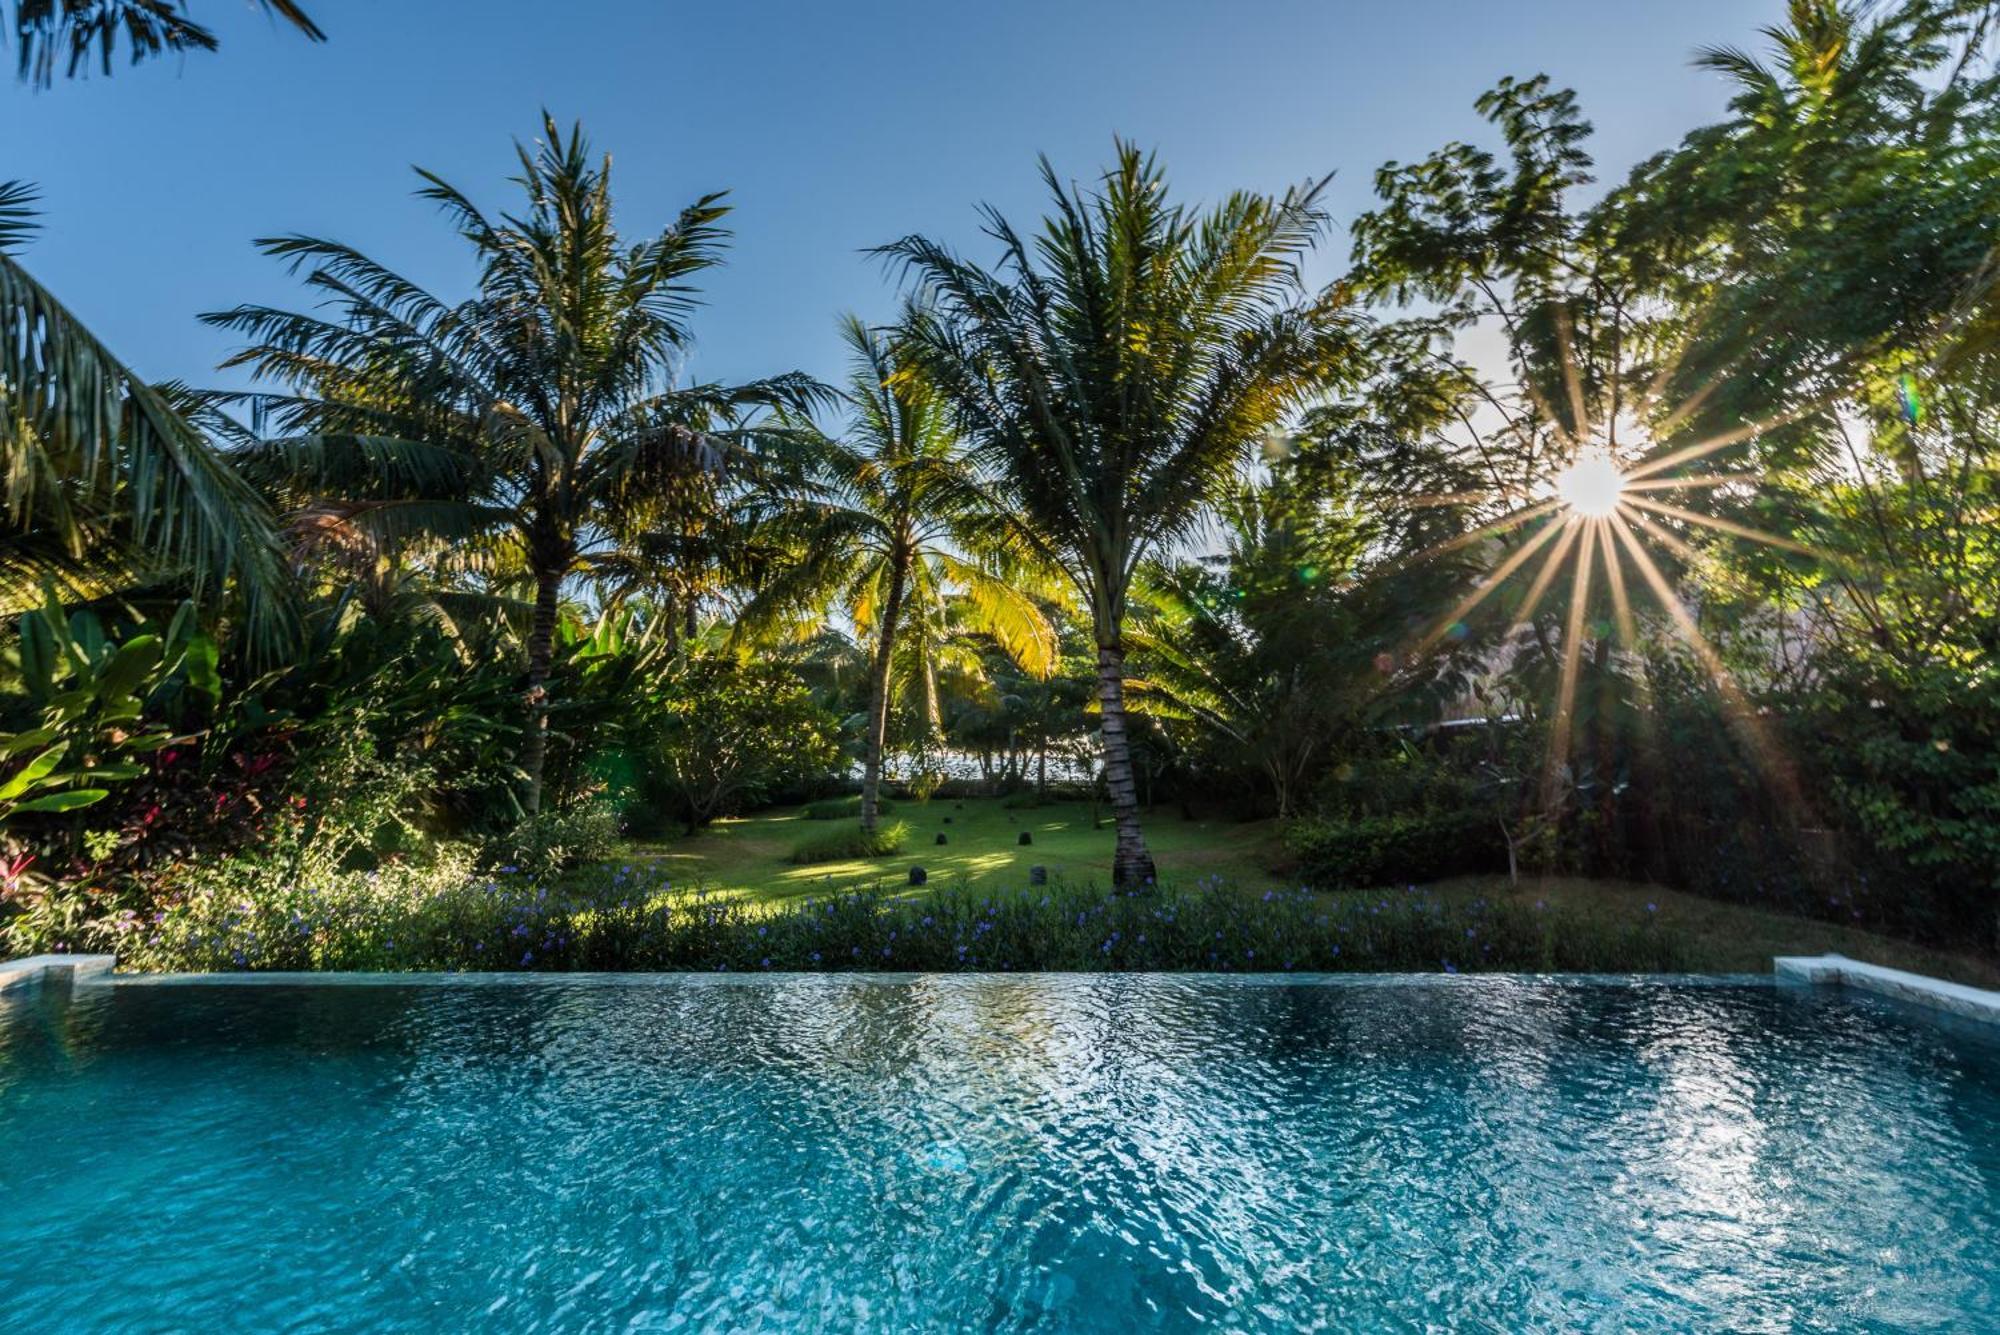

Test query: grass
[801,796,894,821]
[1422,875,2000,988]
[620,797,2000,983]
[627,795,1285,901]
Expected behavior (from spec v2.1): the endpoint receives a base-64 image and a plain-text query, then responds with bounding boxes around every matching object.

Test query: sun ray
[1616,504,1705,565]
[1393,490,1535,511]
[1621,473,1760,495]
[1622,406,1811,482]
[1606,513,1803,807]
[1544,520,1600,803]
[1622,493,1818,556]
[1520,375,1582,452]
[1642,370,1721,444]
[1554,305,1592,446]
[1510,517,1586,627]
[1396,497,1564,569]
[1600,518,1638,646]
[1414,513,1568,654]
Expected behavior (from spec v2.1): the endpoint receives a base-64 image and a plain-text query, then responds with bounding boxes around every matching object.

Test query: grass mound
[789,820,910,864]
[803,796,894,821]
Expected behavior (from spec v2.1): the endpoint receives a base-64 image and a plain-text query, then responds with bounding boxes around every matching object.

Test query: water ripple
[0,975,1994,1331]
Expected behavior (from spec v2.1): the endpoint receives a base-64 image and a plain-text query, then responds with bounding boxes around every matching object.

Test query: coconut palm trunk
[1094,637,1157,888]
[520,565,566,815]
[859,546,912,834]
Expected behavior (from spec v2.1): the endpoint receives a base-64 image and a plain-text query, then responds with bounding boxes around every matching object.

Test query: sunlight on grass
[625,796,1287,904]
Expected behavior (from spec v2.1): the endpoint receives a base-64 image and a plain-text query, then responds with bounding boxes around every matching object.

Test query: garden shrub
[623,656,846,832]
[789,820,910,864]
[490,799,620,881]
[1285,812,1508,890]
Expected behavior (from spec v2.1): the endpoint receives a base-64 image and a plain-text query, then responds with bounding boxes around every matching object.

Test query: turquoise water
[1,975,1996,1331]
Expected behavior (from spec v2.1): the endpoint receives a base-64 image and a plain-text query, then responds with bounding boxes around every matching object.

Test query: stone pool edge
[7,955,1993,1027]
[0,954,118,993]
[1775,953,2000,1025]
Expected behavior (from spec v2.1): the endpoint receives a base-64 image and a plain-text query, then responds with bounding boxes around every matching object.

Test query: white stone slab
[0,954,117,992]
[1774,952,2000,1025]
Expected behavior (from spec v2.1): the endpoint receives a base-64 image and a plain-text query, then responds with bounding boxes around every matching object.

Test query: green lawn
[1424,875,2000,988]
[627,796,1286,900]
[622,797,2000,985]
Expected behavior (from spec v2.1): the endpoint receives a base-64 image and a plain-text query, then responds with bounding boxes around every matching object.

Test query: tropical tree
[11,0,323,84]
[206,115,823,812]
[880,144,1355,886]
[0,181,291,640]
[747,315,1056,834]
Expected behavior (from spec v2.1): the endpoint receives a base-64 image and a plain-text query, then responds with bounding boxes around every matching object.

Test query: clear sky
[13,0,1766,397]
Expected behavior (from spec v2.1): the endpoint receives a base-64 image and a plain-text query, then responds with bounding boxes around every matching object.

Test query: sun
[1554,452,1627,518]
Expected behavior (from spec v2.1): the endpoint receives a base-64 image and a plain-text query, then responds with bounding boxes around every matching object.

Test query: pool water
[2,974,1996,1331]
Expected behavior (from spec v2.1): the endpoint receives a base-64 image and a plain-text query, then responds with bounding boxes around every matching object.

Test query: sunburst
[1396,385,1827,811]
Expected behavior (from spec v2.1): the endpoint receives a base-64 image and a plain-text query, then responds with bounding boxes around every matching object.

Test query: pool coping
[26,964,1770,988]
[3,955,1991,1029]
[0,954,118,993]
[1774,952,2000,1025]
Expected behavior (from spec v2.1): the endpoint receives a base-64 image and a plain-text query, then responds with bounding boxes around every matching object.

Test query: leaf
[181,632,222,703]
[9,790,109,814]
[18,607,56,699]
[96,635,164,702]
[0,746,66,802]
[0,728,57,759]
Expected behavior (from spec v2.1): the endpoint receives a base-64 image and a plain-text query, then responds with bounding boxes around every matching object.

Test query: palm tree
[0,181,291,643]
[206,116,822,812]
[12,0,323,84]
[879,144,1354,886]
[747,315,1056,834]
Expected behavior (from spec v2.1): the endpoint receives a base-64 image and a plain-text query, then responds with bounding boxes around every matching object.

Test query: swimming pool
[2,974,1995,1330]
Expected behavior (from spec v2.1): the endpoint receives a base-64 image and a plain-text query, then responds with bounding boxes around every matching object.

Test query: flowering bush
[119,863,1686,975]
[118,842,484,972]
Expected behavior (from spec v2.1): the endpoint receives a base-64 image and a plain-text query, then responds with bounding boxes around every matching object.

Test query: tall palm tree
[206,116,823,812]
[0,181,291,642]
[12,0,323,84]
[880,144,1355,886]
[747,315,1056,834]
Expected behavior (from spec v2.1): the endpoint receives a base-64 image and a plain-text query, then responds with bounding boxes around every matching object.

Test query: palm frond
[1,247,294,650]
[13,0,324,86]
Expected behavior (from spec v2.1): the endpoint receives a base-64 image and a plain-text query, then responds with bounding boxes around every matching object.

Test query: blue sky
[13,0,1765,396]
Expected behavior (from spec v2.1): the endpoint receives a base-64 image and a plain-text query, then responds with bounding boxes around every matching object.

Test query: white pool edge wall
[3,953,1996,1028]
[1775,953,2000,1025]
[0,954,117,993]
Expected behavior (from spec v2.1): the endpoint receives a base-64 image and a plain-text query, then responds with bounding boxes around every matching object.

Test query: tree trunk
[1095,638,1157,889]
[520,567,564,815]
[860,549,911,835]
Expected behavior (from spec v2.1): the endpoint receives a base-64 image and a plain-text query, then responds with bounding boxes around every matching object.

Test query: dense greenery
[120,865,1687,975]
[5,0,2000,967]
